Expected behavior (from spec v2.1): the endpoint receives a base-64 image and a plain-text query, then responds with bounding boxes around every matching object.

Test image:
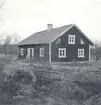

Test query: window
[28,48,34,56]
[81,39,85,44]
[26,48,34,58]
[40,48,44,57]
[56,38,61,44]
[32,48,34,56]
[78,49,84,58]
[20,48,24,56]
[59,48,66,58]
[68,35,75,44]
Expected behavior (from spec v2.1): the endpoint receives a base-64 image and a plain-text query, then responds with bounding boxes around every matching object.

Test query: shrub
[13,70,33,84]
[2,77,20,96]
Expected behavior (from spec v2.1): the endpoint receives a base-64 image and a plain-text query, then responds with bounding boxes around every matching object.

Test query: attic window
[68,35,75,44]
[56,38,60,44]
[81,39,85,44]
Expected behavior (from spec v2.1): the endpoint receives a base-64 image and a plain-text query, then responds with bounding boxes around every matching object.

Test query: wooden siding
[18,44,49,62]
[51,26,89,62]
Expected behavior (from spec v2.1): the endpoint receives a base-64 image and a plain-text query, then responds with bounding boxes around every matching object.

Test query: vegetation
[91,41,101,61]
[0,38,101,104]
[0,54,101,105]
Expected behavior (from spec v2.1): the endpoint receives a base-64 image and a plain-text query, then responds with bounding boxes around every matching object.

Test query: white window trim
[30,48,34,57]
[27,48,34,58]
[56,38,61,44]
[40,48,44,57]
[78,48,84,58]
[59,48,66,58]
[20,48,24,56]
[49,43,51,63]
[68,35,75,44]
[81,39,85,44]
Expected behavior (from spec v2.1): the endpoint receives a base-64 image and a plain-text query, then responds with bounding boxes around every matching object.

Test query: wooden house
[18,24,94,62]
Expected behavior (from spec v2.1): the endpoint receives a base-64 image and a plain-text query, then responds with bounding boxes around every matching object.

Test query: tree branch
[0,0,4,9]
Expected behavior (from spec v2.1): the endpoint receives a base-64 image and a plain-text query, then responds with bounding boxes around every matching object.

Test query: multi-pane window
[20,48,24,56]
[59,48,66,58]
[40,48,44,57]
[78,49,84,58]
[68,35,75,44]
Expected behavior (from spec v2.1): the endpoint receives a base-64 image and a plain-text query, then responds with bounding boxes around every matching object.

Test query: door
[27,48,34,58]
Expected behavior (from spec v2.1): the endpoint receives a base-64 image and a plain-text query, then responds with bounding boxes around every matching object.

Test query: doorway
[27,48,34,58]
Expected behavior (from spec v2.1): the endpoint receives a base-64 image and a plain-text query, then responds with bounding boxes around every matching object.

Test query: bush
[13,70,33,84]
[2,77,20,96]
[75,81,101,96]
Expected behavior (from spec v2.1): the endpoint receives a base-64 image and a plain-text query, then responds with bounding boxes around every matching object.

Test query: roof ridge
[33,24,74,34]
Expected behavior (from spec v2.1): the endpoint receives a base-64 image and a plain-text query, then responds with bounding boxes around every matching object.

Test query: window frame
[28,48,34,56]
[56,38,61,44]
[20,48,24,56]
[27,48,34,58]
[68,35,75,44]
[58,48,66,58]
[78,48,84,58]
[40,48,44,57]
[81,39,85,44]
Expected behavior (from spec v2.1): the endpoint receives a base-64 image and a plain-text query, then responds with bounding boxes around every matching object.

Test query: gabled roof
[18,24,94,46]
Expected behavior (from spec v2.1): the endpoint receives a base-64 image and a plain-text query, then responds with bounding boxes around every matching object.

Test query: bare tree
[0,0,4,9]
[0,34,21,55]
[0,0,4,55]
[2,36,11,54]
[0,0,4,43]
[4,36,11,45]
[91,41,101,61]
[12,35,21,44]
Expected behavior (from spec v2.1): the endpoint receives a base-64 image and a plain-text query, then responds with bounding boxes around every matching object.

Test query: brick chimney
[47,24,53,30]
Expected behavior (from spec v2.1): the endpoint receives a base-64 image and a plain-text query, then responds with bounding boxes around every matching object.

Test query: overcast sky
[1,0,101,42]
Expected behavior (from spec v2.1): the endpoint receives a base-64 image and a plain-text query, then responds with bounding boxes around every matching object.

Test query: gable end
[50,24,94,46]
